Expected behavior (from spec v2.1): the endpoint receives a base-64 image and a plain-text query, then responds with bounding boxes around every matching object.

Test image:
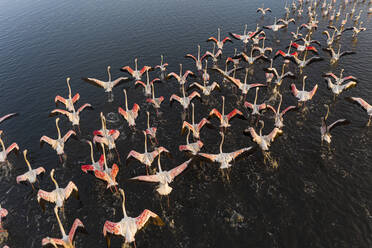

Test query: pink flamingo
[348,97,372,125]
[155,55,168,73]
[267,93,296,129]
[118,89,140,127]
[207,28,232,51]
[321,105,350,144]
[167,64,194,86]
[146,83,164,111]
[209,96,243,128]
[16,149,45,188]
[145,111,157,142]
[0,135,19,163]
[179,128,204,155]
[0,205,7,232]
[102,188,164,248]
[221,67,265,95]
[83,66,128,92]
[42,207,85,248]
[81,141,104,173]
[244,87,272,115]
[93,113,120,151]
[291,76,318,102]
[50,103,92,127]
[185,45,206,71]
[182,103,210,139]
[246,120,282,151]
[121,58,151,81]
[170,84,200,110]
[54,77,80,112]
[135,70,160,97]
[37,169,78,211]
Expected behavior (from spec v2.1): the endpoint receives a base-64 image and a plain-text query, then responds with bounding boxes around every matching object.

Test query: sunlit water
[0,0,372,247]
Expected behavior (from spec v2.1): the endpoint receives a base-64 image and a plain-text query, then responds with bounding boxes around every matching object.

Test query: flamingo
[169,83,200,110]
[226,49,241,68]
[54,77,80,112]
[93,113,120,151]
[50,103,92,127]
[145,111,157,141]
[238,47,264,65]
[246,120,282,151]
[275,41,297,62]
[102,189,164,247]
[135,70,160,97]
[277,16,296,27]
[244,87,272,115]
[166,64,194,86]
[267,93,296,129]
[265,59,275,84]
[347,97,372,125]
[291,27,303,39]
[0,205,7,232]
[81,141,104,173]
[291,76,318,102]
[199,132,252,169]
[351,22,366,37]
[92,144,119,191]
[251,30,266,46]
[203,43,222,65]
[0,135,19,163]
[42,207,85,248]
[118,89,140,127]
[185,45,205,71]
[207,28,232,51]
[188,62,220,96]
[229,24,262,45]
[181,103,210,139]
[121,58,151,81]
[321,105,350,144]
[222,67,265,95]
[16,149,45,187]
[324,69,357,85]
[0,113,17,124]
[40,118,75,160]
[208,96,243,128]
[252,38,272,59]
[264,63,295,86]
[257,4,272,15]
[200,60,210,83]
[155,55,168,73]
[327,25,352,37]
[291,42,318,53]
[179,128,204,155]
[323,29,337,47]
[323,45,355,64]
[146,83,164,110]
[295,33,321,47]
[127,131,169,174]
[131,155,190,196]
[324,70,357,96]
[83,66,128,92]
[290,50,323,69]
[37,169,78,211]
[263,17,286,32]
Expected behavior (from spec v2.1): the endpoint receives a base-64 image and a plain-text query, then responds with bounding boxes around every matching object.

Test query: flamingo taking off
[42,207,85,248]
[199,132,252,169]
[207,28,232,51]
[145,111,157,142]
[209,96,243,128]
[185,45,206,71]
[118,89,140,127]
[55,77,80,112]
[167,64,194,86]
[93,113,120,151]
[291,76,318,103]
[347,97,372,126]
[135,70,160,97]
[92,144,119,191]
[264,63,295,86]
[155,55,168,73]
[263,17,286,32]
[40,118,76,159]
[81,141,104,173]
[267,93,296,129]
[170,83,201,110]
[181,103,210,140]
[16,149,45,187]
[50,103,92,127]
[131,155,190,196]
[323,45,355,64]
[103,189,164,247]
[0,135,19,163]
[83,66,128,92]
[244,87,272,115]
[121,58,151,81]
[257,4,272,15]
[37,169,78,211]
[179,128,204,155]
[245,120,282,151]
[324,69,357,96]
[321,105,350,144]
[146,83,164,110]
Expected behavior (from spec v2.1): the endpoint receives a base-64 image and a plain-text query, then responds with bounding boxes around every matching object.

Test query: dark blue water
[1,0,372,247]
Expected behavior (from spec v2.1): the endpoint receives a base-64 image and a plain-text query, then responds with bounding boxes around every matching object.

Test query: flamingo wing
[121,66,134,76]
[131,174,160,183]
[267,128,282,141]
[227,109,243,120]
[136,209,164,230]
[328,119,350,132]
[291,84,299,97]
[198,118,210,130]
[77,103,93,114]
[50,109,70,117]
[229,32,242,40]
[140,66,152,75]
[54,96,67,105]
[222,37,232,43]
[72,93,80,103]
[209,108,222,120]
[132,103,140,114]
[82,77,106,88]
[169,159,191,179]
[112,77,128,87]
[207,37,218,43]
[63,130,76,143]
[281,106,296,115]
[127,150,143,162]
[42,237,65,247]
[170,94,182,103]
[40,136,55,147]
[110,164,119,180]
[167,72,181,82]
[5,143,19,155]
[103,220,121,236]
[230,146,252,159]
[350,97,372,112]
[64,181,79,200]
[35,167,46,175]
[343,81,357,90]
[118,107,128,119]
[185,54,197,62]
[198,153,218,162]
[68,218,85,242]
[189,91,201,100]
[16,173,28,184]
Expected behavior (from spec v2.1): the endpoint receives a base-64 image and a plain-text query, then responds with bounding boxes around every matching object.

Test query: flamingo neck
[212,43,216,55]
[325,105,330,121]
[151,83,155,99]
[244,69,248,86]
[147,112,150,129]
[124,90,128,111]
[0,139,5,153]
[218,28,220,41]
[259,121,264,136]
[192,103,195,125]
[197,45,200,61]
[219,133,224,154]
[302,77,306,91]
[51,170,59,189]
[89,141,94,163]
[146,70,149,85]
[244,24,247,35]
[180,64,182,76]
[157,155,162,173]
[340,69,344,79]
[144,133,148,153]
[254,88,259,105]
[23,150,32,171]
[186,129,190,145]
[160,55,163,66]
[222,97,225,116]
[56,119,61,139]
[66,78,72,99]
[281,64,285,75]
[120,189,127,218]
[278,94,282,113]
[135,59,138,72]
[55,208,67,237]
[107,66,111,82]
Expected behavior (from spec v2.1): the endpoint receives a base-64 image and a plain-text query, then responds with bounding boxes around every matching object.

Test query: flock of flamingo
[0,0,371,247]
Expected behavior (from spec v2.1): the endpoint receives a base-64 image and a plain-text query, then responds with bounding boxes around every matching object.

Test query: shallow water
[0,0,372,247]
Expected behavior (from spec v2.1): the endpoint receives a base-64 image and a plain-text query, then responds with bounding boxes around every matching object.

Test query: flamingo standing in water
[246,120,282,151]
[127,131,169,174]
[131,155,190,196]
[170,83,200,110]
[102,189,164,248]
[42,207,85,248]
[321,105,349,144]
[135,70,160,97]
[209,96,243,128]
[199,132,252,169]
[145,111,157,142]
[347,97,372,126]
[40,118,76,161]
[92,144,119,191]
[207,28,232,51]
[182,103,210,140]
[179,128,204,155]
[167,64,194,86]
[93,113,120,151]
[50,103,92,127]
[0,135,19,163]
[81,141,104,173]
[55,77,80,112]
[118,89,140,128]
[146,83,164,110]
[267,93,296,129]
[0,205,8,232]
[121,58,151,81]
[83,66,128,92]
[244,87,272,115]
[37,169,78,211]
[185,45,206,71]
[16,149,45,188]
[291,76,318,103]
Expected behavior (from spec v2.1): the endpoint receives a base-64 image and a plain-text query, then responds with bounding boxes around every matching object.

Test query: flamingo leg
[367,116,371,126]
[59,155,63,164]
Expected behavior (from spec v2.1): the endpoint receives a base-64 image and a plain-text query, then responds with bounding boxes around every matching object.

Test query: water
[1,0,372,247]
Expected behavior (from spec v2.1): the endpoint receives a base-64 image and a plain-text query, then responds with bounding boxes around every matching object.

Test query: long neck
[182,83,186,98]
[219,133,224,153]
[55,208,67,237]
[254,88,259,105]
[340,69,344,79]
[124,90,128,111]
[218,28,220,41]
[222,97,225,116]
[144,133,148,153]
[147,112,150,129]
[192,103,195,125]
[259,122,264,136]
[151,83,155,99]
[56,119,61,139]
[51,170,59,189]
[66,78,72,99]
[278,94,282,112]
[303,49,308,61]
[244,69,248,85]
[179,64,182,76]
[262,39,265,48]
[23,150,32,171]
[120,190,127,218]
[325,105,330,121]
[212,43,216,55]
[88,141,94,163]
[146,70,150,84]
[135,58,138,71]
[244,24,247,35]
[281,64,285,75]
[186,128,190,145]
[102,144,108,171]
[197,45,200,61]
[0,139,5,153]
[302,77,306,91]
[157,155,162,172]
[160,55,163,66]
[107,66,111,82]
